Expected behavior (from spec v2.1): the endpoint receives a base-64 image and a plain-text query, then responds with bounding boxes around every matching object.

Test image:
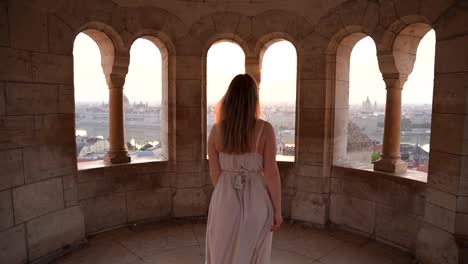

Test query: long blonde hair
[215,74,261,154]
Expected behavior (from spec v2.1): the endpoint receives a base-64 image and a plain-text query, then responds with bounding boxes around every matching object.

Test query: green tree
[140,143,153,151]
[371,151,381,163]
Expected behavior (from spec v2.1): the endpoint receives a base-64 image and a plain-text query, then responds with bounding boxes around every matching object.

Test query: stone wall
[330,167,426,251]
[0,0,467,263]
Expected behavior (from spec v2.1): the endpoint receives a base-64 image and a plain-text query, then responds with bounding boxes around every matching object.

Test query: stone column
[104,74,130,164]
[374,74,407,173]
[245,56,261,84]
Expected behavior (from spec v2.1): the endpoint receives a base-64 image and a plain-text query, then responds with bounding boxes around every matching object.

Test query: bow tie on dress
[232,166,249,190]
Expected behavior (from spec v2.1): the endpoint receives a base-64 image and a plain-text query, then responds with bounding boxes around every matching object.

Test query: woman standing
[205,74,283,264]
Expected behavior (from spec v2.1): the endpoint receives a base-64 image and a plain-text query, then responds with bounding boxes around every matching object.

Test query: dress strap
[255,120,265,152]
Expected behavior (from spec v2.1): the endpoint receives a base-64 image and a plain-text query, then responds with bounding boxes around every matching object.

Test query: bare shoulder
[259,119,274,134]
[209,123,220,136]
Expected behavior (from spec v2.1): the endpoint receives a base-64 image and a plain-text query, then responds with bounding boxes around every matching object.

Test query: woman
[205,73,282,264]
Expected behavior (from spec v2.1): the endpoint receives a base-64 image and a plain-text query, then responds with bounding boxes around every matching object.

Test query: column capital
[382,73,408,90]
[106,73,126,88]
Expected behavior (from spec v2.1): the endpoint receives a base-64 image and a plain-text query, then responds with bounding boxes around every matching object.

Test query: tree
[140,143,153,151]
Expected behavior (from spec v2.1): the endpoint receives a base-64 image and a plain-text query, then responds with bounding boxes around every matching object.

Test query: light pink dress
[205,121,274,264]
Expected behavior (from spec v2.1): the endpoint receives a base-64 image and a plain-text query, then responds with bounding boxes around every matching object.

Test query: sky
[74,30,435,105]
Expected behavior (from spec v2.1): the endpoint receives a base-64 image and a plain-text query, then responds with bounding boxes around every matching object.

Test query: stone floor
[53,219,414,264]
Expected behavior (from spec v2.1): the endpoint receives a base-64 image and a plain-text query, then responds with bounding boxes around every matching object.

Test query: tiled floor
[54,220,414,264]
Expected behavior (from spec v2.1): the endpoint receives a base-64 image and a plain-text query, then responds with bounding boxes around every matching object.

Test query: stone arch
[203,34,251,59]
[76,22,126,76]
[126,33,176,161]
[326,31,373,164]
[255,32,300,68]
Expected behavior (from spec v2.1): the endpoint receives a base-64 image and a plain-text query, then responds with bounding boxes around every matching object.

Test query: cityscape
[76,96,431,173]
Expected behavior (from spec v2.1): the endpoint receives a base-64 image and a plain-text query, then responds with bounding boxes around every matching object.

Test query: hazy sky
[74,30,435,105]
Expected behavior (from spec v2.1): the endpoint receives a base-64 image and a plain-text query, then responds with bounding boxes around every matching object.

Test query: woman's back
[216,119,265,173]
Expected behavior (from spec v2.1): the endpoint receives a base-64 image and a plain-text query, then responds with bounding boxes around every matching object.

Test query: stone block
[176,56,201,80]
[338,0,368,26]
[13,177,64,224]
[375,178,425,216]
[340,174,377,201]
[23,145,74,183]
[31,53,73,84]
[330,194,375,234]
[0,189,13,231]
[435,36,468,74]
[291,191,326,225]
[299,79,326,109]
[358,4,378,34]
[174,173,205,188]
[0,3,8,47]
[0,47,33,82]
[0,149,24,191]
[127,188,172,222]
[378,0,397,27]
[375,204,421,250]
[425,202,456,233]
[394,0,420,19]
[0,82,4,115]
[27,206,85,260]
[173,188,207,217]
[0,225,27,264]
[455,213,468,236]
[416,223,458,264]
[5,82,59,115]
[9,2,48,52]
[0,115,34,150]
[300,54,327,80]
[426,187,457,211]
[295,163,323,177]
[63,174,78,207]
[211,12,242,35]
[176,79,201,107]
[80,193,126,233]
[433,72,468,115]
[428,151,463,194]
[456,212,468,236]
[433,5,468,40]
[315,11,343,40]
[48,14,75,55]
[420,0,454,24]
[34,114,75,144]
[59,84,74,114]
[458,196,468,213]
[296,136,325,165]
[298,109,325,138]
[294,176,326,193]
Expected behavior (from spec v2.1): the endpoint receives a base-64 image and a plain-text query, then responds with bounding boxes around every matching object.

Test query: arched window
[401,29,436,174]
[348,37,386,167]
[74,32,110,163]
[333,35,386,169]
[260,40,297,161]
[206,41,245,143]
[124,37,167,161]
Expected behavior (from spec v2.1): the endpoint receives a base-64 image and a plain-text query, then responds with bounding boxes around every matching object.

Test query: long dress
[205,121,274,264]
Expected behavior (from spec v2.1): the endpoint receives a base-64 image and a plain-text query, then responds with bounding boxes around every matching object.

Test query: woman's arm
[208,124,222,186]
[262,122,282,230]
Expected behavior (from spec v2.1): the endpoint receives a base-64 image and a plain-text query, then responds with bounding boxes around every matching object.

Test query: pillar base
[104,150,131,164]
[373,157,407,174]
